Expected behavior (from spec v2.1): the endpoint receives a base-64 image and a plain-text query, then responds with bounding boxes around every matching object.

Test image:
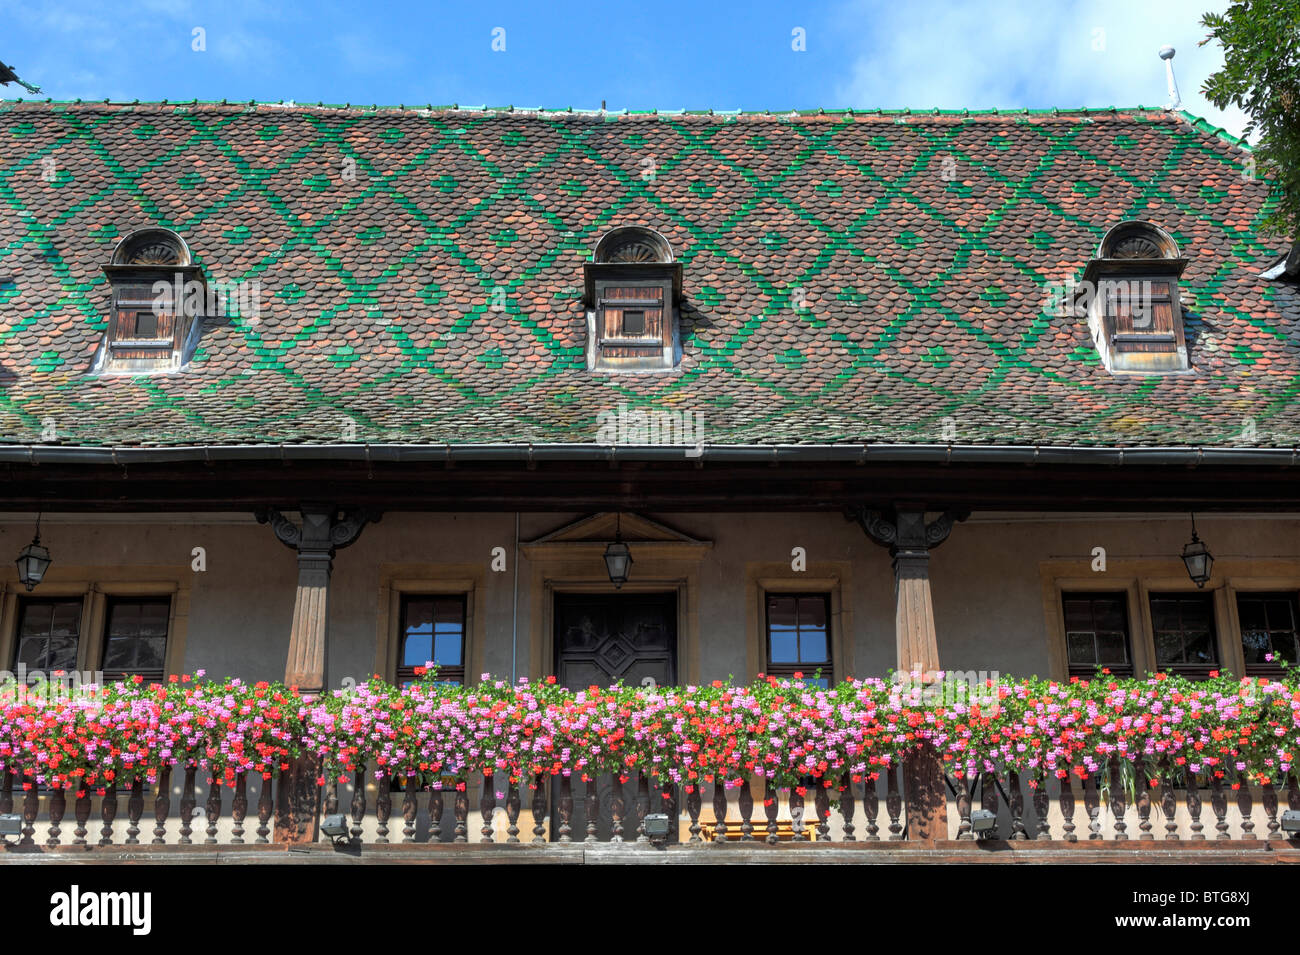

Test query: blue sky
[2,0,1250,137]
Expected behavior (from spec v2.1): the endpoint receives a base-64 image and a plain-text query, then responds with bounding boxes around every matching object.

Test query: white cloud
[832,0,1251,139]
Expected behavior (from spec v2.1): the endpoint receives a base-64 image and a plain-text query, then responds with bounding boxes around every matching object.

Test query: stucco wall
[1,511,1296,686]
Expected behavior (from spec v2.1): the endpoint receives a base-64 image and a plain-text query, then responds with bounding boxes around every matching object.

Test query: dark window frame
[100,596,172,684]
[1061,591,1134,678]
[1149,591,1220,678]
[396,593,468,686]
[1236,591,1300,676]
[764,592,833,686]
[12,597,84,674]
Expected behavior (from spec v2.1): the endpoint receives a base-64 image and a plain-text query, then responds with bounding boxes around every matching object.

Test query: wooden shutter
[1109,277,1178,353]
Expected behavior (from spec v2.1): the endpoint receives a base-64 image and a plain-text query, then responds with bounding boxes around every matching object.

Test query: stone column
[850,504,965,845]
[258,504,377,844]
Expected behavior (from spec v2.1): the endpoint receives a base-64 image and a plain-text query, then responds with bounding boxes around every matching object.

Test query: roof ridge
[1176,108,1252,150]
[0,98,1188,120]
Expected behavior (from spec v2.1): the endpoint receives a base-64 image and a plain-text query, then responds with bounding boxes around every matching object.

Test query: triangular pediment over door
[521,512,712,560]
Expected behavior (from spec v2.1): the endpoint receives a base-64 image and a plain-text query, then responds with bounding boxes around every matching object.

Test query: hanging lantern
[603,541,633,588]
[15,514,52,591]
[603,513,633,588]
[1180,514,1213,588]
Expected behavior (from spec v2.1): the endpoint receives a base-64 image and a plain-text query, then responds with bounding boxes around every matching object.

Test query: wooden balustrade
[3,762,1299,850]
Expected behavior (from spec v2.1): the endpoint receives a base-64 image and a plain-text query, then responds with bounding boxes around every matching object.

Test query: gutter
[0,443,1297,467]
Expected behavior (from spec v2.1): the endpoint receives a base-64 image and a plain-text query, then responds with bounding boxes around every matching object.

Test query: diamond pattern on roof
[0,102,1296,449]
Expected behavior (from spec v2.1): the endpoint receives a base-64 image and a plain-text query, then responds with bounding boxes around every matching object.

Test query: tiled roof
[0,100,1296,449]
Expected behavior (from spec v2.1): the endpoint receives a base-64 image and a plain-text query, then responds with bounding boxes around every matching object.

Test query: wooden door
[553,592,678,841]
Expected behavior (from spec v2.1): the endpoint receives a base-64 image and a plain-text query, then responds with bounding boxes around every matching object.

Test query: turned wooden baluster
[1008,771,1027,840]
[815,781,831,841]
[885,765,903,840]
[506,779,522,843]
[661,780,677,836]
[1262,779,1280,842]
[790,784,807,842]
[583,774,599,843]
[1109,758,1127,840]
[482,772,499,843]
[1135,759,1153,840]
[1187,772,1205,840]
[453,783,469,843]
[655,779,676,841]
[712,780,728,842]
[1032,779,1051,841]
[609,776,626,843]
[125,779,143,845]
[324,774,338,818]
[0,771,11,818]
[45,785,66,847]
[178,766,197,845]
[863,773,880,841]
[557,775,574,843]
[73,787,91,845]
[205,777,222,845]
[231,773,248,845]
[840,773,857,842]
[686,785,702,842]
[1083,772,1101,840]
[634,772,650,843]
[1237,772,1255,840]
[403,777,419,843]
[21,775,38,846]
[1210,773,1230,840]
[981,771,1000,839]
[1059,773,1077,842]
[152,767,171,845]
[954,774,973,840]
[1161,772,1179,840]
[256,773,273,844]
[98,782,117,846]
[764,779,779,844]
[1287,774,1300,838]
[428,787,444,843]
[349,769,365,843]
[739,778,755,841]
[374,776,392,844]
[531,776,547,844]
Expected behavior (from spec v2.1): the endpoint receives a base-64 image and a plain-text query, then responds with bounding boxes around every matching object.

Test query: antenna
[1158,46,1182,110]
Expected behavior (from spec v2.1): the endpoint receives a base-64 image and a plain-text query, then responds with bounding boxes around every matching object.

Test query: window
[1081,220,1189,374]
[765,593,832,687]
[1105,277,1177,341]
[1149,592,1219,676]
[585,226,681,372]
[1061,592,1133,677]
[1236,592,1300,675]
[96,227,200,375]
[397,595,466,686]
[13,598,82,672]
[100,597,171,683]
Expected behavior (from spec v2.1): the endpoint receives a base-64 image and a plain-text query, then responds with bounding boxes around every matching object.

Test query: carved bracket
[256,505,381,556]
[845,505,969,554]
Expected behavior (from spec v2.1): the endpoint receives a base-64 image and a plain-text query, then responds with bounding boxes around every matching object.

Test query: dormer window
[1080,221,1190,374]
[95,228,202,375]
[584,226,682,373]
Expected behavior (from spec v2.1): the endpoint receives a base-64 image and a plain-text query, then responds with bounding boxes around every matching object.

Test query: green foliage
[1201,1,1300,238]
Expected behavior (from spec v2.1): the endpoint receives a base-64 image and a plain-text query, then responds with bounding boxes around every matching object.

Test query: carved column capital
[256,505,381,562]
[845,505,968,557]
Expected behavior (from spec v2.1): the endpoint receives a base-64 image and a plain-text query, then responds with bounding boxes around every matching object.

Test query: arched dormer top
[592,226,674,265]
[109,227,192,267]
[1097,220,1180,261]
